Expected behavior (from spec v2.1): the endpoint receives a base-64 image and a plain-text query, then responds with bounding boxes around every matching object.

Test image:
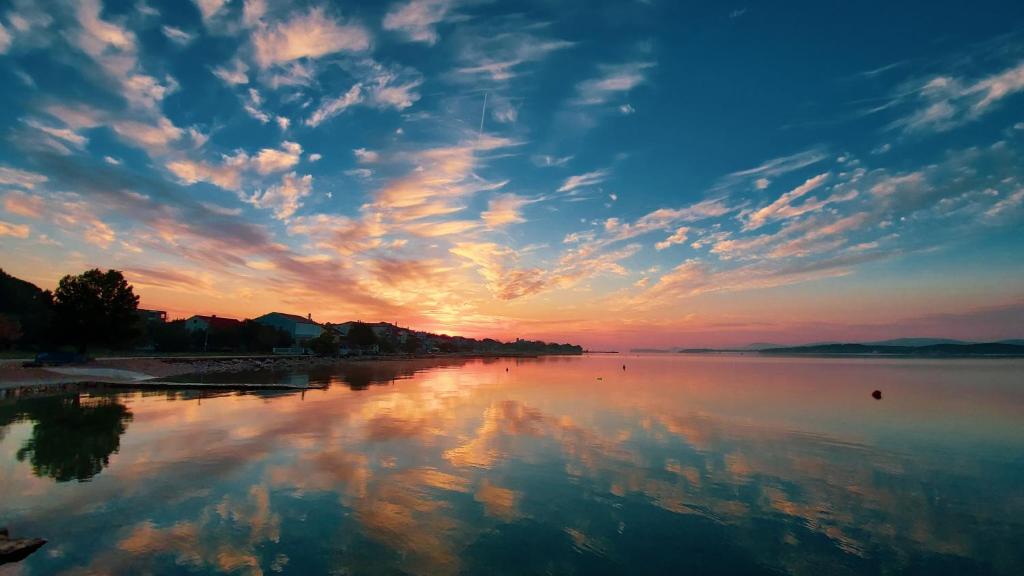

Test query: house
[254,312,323,345]
[138,309,167,323]
[185,315,242,332]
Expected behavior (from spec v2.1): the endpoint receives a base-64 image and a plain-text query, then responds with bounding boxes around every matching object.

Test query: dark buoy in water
[622,364,626,371]
[505,367,508,372]
[872,390,882,400]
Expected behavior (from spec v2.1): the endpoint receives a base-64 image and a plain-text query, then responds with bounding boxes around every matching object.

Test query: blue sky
[1,0,1023,347]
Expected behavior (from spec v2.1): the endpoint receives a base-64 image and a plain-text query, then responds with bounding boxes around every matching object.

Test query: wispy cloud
[889,60,1024,133]
[572,62,655,106]
[558,170,609,193]
[251,8,370,69]
[383,0,458,45]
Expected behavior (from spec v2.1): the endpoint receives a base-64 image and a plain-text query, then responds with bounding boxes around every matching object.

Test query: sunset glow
[2,1,1023,348]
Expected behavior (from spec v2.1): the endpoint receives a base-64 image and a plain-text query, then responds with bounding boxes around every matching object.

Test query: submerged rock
[0,528,47,565]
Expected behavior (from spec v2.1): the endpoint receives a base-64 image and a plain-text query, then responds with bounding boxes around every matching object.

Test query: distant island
[632,339,1024,357]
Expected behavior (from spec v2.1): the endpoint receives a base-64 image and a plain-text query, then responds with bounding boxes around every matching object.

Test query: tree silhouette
[13,395,133,482]
[53,269,140,351]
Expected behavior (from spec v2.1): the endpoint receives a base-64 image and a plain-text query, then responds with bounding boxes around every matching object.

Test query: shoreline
[0,352,580,393]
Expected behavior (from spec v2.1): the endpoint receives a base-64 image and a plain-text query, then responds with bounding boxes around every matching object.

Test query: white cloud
[276,116,290,130]
[482,194,528,228]
[193,0,228,23]
[244,88,271,123]
[892,61,1024,133]
[0,22,10,54]
[0,166,47,189]
[253,141,302,174]
[161,25,193,45]
[213,58,249,85]
[558,169,609,193]
[252,8,370,69]
[308,153,322,162]
[655,227,690,250]
[745,172,830,230]
[306,84,363,127]
[573,62,655,106]
[354,148,380,163]
[532,154,573,167]
[383,0,455,45]
[456,32,574,82]
[247,172,313,220]
[619,103,636,115]
[0,219,30,238]
[111,117,183,153]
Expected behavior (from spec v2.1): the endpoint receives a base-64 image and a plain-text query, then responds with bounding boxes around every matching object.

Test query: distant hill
[861,338,970,347]
[998,339,1024,346]
[760,342,1024,357]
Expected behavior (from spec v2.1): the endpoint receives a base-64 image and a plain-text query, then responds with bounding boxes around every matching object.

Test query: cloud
[247,172,312,220]
[558,170,609,193]
[721,148,828,185]
[213,58,249,85]
[0,219,30,238]
[655,227,690,250]
[456,29,574,82]
[0,22,10,54]
[253,141,302,174]
[532,155,573,168]
[243,88,271,123]
[111,117,183,153]
[744,172,831,230]
[604,200,731,243]
[252,8,371,69]
[890,61,1024,133]
[383,0,456,45]
[984,188,1024,220]
[573,62,655,106]
[0,165,48,189]
[482,194,528,228]
[354,148,380,163]
[193,0,228,23]
[161,25,194,45]
[307,84,363,127]
[3,190,44,217]
[166,141,303,189]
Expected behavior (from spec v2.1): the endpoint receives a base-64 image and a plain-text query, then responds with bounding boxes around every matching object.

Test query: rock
[872,390,882,400]
[0,529,47,565]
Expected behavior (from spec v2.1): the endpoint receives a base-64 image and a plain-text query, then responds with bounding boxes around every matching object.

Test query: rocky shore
[0,352,566,392]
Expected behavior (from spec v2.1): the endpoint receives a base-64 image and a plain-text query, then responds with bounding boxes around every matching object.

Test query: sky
[1,0,1023,349]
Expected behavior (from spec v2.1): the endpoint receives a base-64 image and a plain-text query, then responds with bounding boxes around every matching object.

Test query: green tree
[307,331,338,356]
[0,314,23,349]
[14,395,133,482]
[402,333,421,354]
[53,269,140,351]
[0,269,54,349]
[347,322,378,349]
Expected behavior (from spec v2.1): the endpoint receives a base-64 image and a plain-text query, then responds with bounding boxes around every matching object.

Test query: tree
[307,331,338,356]
[347,322,378,349]
[0,269,54,349]
[0,314,23,349]
[53,269,140,351]
[402,333,421,354]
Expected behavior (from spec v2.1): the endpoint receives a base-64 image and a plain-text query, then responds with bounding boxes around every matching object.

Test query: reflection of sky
[1,355,1023,575]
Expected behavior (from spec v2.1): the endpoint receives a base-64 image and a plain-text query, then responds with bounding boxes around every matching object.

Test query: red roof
[191,315,242,330]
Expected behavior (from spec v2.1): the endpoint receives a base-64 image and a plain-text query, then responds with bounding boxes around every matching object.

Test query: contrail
[478,91,488,141]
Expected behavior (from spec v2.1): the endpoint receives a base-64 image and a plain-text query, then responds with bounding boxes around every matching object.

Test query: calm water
[1,354,1023,575]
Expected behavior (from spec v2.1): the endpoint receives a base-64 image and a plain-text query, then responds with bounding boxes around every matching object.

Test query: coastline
[0,352,579,393]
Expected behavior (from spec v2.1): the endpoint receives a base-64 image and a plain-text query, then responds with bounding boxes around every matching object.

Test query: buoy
[872,390,882,400]
[622,364,626,370]
[505,367,508,372]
